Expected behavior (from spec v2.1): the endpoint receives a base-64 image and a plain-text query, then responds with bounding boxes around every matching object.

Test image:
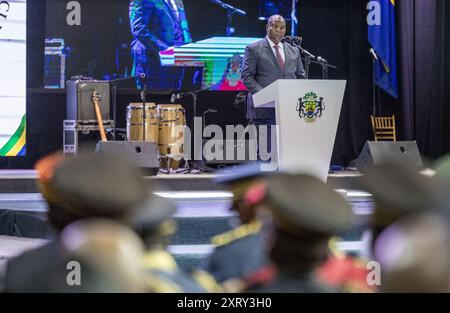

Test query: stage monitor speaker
[95,141,159,176]
[356,141,423,172]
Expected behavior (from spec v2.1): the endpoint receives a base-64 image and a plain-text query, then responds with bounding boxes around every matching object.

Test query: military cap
[34,152,65,203]
[131,194,176,233]
[264,174,354,235]
[434,154,450,182]
[214,162,264,185]
[432,155,450,224]
[35,152,65,185]
[359,162,440,227]
[51,152,151,218]
[214,163,276,200]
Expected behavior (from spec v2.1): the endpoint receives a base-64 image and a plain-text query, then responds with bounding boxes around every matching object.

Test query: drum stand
[185,91,215,174]
[140,85,147,143]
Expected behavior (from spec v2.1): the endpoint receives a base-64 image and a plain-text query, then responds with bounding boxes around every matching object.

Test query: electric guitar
[92,91,108,142]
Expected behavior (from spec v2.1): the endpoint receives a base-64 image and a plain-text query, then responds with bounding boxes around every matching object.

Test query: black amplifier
[66,80,111,123]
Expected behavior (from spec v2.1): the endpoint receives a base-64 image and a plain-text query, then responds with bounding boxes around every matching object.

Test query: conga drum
[126,103,159,143]
[157,104,186,170]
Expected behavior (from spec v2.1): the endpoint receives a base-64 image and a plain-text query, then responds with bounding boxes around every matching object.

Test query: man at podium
[241,15,305,160]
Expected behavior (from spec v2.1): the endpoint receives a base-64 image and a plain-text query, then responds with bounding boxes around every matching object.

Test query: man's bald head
[266,15,286,45]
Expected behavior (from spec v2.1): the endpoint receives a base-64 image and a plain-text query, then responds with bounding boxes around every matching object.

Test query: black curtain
[398,0,450,160]
[298,0,374,166]
[299,0,450,165]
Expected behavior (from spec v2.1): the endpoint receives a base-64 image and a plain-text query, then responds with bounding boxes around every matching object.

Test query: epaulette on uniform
[317,238,376,293]
[211,221,262,247]
[191,270,224,293]
[143,249,208,293]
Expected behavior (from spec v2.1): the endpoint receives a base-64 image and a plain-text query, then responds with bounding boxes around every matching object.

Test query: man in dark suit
[129,0,192,89]
[241,15,305,160]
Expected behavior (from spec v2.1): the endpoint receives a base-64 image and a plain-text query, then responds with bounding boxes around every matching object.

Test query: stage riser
[0,175,361,194]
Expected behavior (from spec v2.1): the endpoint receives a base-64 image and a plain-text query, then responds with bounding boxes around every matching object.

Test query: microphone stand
[209,0,246,36]
[140,84,147,142]
[108,75,143,140]
[289,42,337,79]
[369,50,379,116]
[171,89,211,173]
[303,55,312,79]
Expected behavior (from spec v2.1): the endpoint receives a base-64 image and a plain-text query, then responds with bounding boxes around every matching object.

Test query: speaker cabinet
[95,141,160,176]
[356,141,423,172]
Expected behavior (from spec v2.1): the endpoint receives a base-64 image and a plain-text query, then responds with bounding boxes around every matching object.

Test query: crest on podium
[297,92,325,123]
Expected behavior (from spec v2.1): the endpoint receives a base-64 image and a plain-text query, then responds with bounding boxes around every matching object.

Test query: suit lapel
[282,43,290,74]
[263,38,283,73]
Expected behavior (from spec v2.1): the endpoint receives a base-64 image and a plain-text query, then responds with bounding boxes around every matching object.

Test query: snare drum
[157,104,186,170]
[126,103,158,143]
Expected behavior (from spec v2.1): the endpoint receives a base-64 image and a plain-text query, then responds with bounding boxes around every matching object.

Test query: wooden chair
[371,115,397,142]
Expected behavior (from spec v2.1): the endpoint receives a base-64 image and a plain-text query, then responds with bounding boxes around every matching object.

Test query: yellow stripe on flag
[391,0,395,6]
[5,127,26,156]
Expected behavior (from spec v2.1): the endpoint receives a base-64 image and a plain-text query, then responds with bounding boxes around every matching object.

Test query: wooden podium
[253,79,347,182]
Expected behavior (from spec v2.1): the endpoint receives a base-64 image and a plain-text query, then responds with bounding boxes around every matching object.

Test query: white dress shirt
[266,36,285,64]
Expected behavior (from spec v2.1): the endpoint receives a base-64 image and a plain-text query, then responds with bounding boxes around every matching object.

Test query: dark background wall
[445,1,450,154]
[2,0,450,169]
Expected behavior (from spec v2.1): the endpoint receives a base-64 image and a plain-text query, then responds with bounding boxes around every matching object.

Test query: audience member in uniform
[131,191,222,293]
[245,173,354,293]
[54,219,147,292]
[373,213,449,292]
[359,162,443,252]
[202,164,273,292]
[2,152,151,292]
[360,162,448,293]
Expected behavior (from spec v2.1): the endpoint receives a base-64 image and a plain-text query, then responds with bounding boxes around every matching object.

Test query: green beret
[52,153,152,218]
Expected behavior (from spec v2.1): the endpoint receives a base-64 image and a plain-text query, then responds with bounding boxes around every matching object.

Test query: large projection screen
[0,0,26,157]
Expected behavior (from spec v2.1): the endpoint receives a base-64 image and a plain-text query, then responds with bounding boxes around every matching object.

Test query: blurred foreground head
[36,152,153,232]
[215,163,271,224]
[252,173,354,271]
[433,155,450,223]
[359,162,443,243]
[131,193,177,249]
[60,219,146,292]
[374,213,450,292]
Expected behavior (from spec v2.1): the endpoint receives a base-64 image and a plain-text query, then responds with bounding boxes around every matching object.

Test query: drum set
[126,103,187,172]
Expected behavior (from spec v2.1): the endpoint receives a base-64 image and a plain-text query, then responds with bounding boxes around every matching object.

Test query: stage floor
[0,169,364,193]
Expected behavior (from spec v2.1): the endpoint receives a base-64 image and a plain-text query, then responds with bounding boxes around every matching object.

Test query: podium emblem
[297,92,325,123]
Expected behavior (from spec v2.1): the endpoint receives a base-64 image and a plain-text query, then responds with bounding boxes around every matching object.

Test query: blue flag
[368,0,398,99]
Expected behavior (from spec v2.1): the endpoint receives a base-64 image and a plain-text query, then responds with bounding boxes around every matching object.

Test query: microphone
[282,36,327,63]
[299,47,316,60]
[316,56,328,64]
[170,92,192,103]
[369,48,378,61]
[281,35,303,45]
